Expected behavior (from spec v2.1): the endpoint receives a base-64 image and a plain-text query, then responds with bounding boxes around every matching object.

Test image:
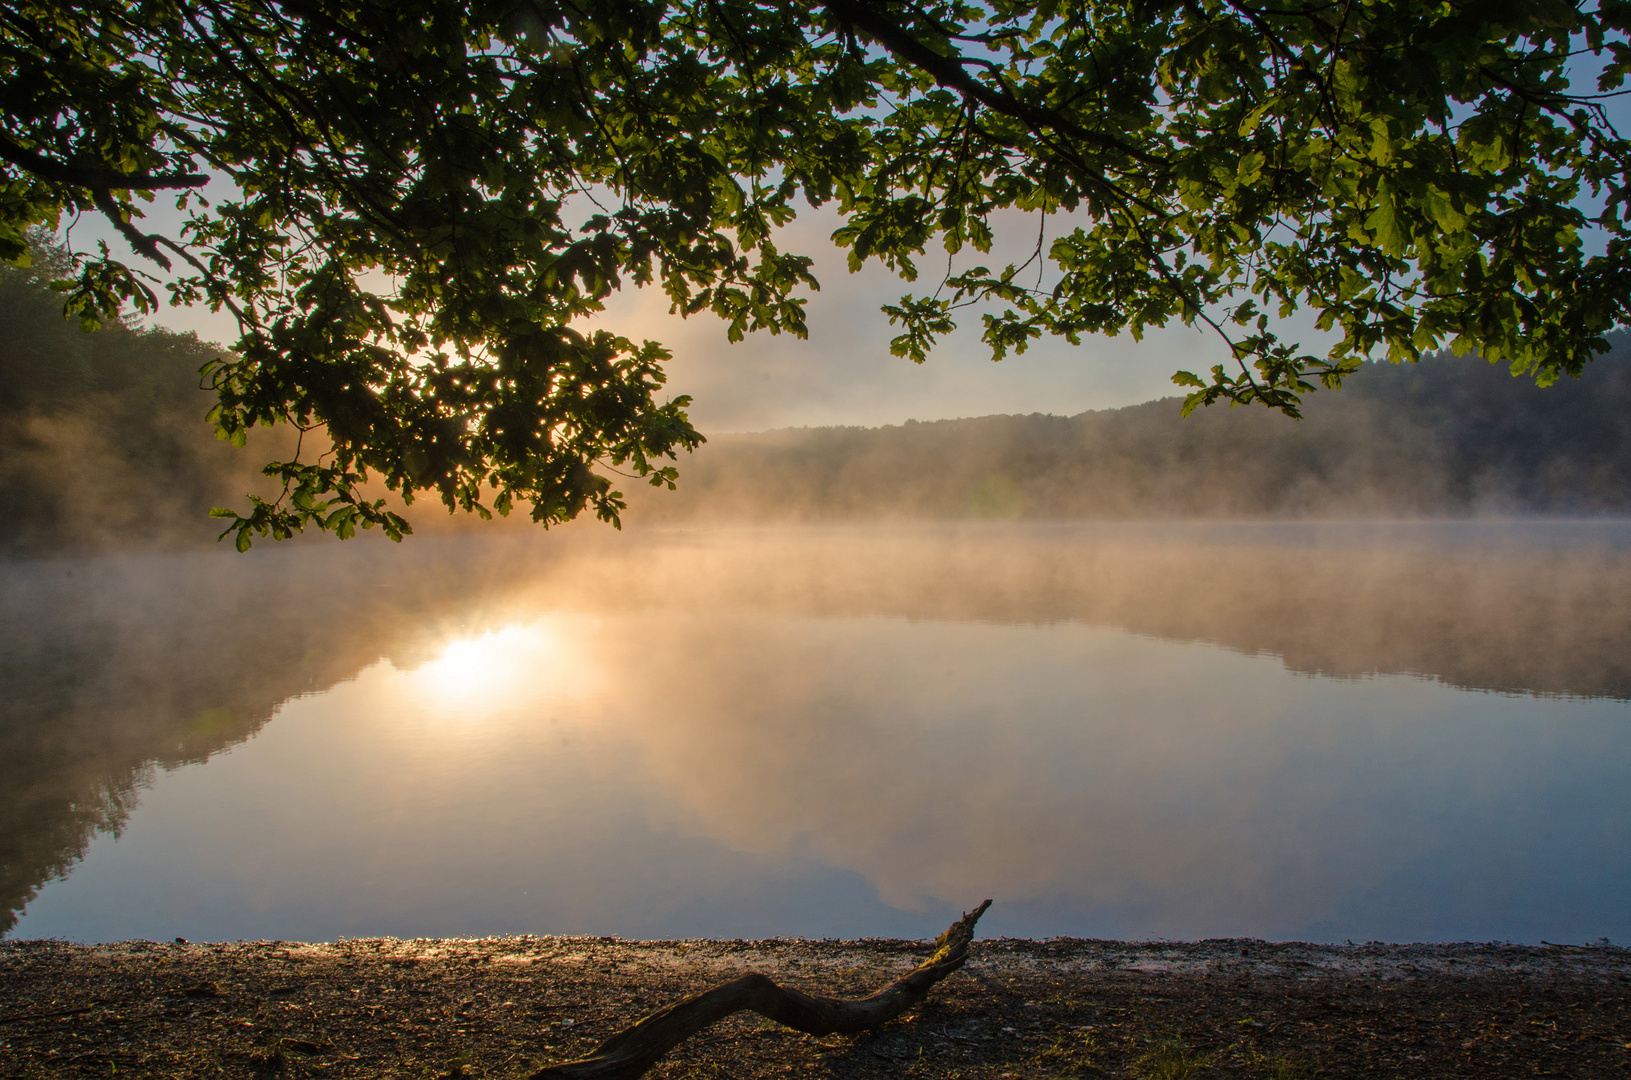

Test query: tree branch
[0,131,207,191]
[89,188,173,271]
[823,0,1162,167]
[531,899,993,1080]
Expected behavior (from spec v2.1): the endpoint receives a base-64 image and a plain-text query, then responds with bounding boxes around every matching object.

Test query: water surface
[4,522,1629,943]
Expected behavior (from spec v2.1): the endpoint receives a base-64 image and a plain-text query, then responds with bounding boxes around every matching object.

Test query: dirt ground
[2,935,1629,1079]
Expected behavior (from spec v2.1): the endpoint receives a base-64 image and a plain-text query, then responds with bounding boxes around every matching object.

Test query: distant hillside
[628,338,1631,522]
[0,251,289,553]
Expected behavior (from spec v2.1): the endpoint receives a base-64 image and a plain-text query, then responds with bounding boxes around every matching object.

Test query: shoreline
[4,936,1628,1078]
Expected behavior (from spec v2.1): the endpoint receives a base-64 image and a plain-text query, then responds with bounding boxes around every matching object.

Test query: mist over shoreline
[625,337,1631,525]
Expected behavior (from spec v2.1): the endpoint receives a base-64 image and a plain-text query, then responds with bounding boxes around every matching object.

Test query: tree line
[630,342,1631,522]
[5,248,1630,554]
[0,250,285,553]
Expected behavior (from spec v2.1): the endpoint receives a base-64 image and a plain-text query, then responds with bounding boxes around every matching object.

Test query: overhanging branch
[0,131,208,191]
[823,0,1163,167]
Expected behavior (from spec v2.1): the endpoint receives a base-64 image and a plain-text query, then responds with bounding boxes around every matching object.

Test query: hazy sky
[582,207,1224,431]
[65,199,1228,433]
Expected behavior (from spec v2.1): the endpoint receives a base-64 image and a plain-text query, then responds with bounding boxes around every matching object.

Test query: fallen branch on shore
[531,900,993,1080]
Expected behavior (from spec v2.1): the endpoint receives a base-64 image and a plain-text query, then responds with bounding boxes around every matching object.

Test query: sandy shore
[3,936,1629,1079]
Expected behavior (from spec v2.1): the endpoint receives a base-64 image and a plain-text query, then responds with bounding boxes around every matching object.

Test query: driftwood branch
[532,899,993,1080]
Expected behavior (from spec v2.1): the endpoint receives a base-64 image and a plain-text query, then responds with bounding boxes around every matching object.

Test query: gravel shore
[3,936,1629,1079]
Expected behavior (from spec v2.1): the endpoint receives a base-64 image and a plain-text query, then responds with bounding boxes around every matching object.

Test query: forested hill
[0,253,285,553]
[630,338,1631,523]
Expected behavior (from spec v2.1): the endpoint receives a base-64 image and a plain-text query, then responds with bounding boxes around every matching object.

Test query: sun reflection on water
[402,617,599,719]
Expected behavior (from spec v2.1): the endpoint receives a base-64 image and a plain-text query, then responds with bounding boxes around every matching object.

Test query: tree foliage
[4,0,1629,544]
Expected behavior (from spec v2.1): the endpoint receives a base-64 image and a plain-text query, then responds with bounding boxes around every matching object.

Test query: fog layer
[5,523,1630,936]
[628,340,1631,523]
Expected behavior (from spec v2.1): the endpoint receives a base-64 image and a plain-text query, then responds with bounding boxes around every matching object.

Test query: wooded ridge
[630,340,1631,523]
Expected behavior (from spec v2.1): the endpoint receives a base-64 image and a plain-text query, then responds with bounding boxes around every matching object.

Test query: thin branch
[90,188,172,270]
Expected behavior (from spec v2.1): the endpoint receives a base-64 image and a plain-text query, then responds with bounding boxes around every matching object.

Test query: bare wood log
[531,899,993,1080]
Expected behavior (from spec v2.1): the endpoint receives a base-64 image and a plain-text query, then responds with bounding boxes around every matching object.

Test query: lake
[3,521,1629,944]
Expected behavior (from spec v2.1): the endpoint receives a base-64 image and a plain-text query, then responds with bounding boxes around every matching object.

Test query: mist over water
[3,522,1629,944]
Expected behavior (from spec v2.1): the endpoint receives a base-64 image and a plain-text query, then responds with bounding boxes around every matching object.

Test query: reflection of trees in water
[0,538,559,934]
[3,523,1628,935]
[565,523,1631,700]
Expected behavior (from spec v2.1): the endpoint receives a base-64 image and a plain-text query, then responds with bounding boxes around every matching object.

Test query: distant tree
[4,0,1629,546]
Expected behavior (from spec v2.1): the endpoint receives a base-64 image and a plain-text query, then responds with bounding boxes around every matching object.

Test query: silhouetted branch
[0,131,208,190]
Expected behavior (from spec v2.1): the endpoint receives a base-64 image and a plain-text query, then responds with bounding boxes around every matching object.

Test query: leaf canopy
[4,0,1629,545]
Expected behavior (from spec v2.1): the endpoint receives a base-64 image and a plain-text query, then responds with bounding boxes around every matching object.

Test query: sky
[61,197,1226,435]
[580,207,1225,432]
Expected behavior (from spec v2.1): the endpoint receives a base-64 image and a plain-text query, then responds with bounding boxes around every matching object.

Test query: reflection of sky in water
[14,603,1631,944]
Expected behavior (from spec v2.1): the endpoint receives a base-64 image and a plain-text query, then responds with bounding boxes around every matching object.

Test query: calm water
[3,522,1629,944]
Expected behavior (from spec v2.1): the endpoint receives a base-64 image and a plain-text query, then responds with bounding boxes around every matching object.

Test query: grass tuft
[1135,1035,1212,1080]
[1032,1030,1101,1075]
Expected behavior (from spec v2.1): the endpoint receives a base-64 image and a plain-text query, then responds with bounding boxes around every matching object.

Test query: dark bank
[4,934,1629,1080]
